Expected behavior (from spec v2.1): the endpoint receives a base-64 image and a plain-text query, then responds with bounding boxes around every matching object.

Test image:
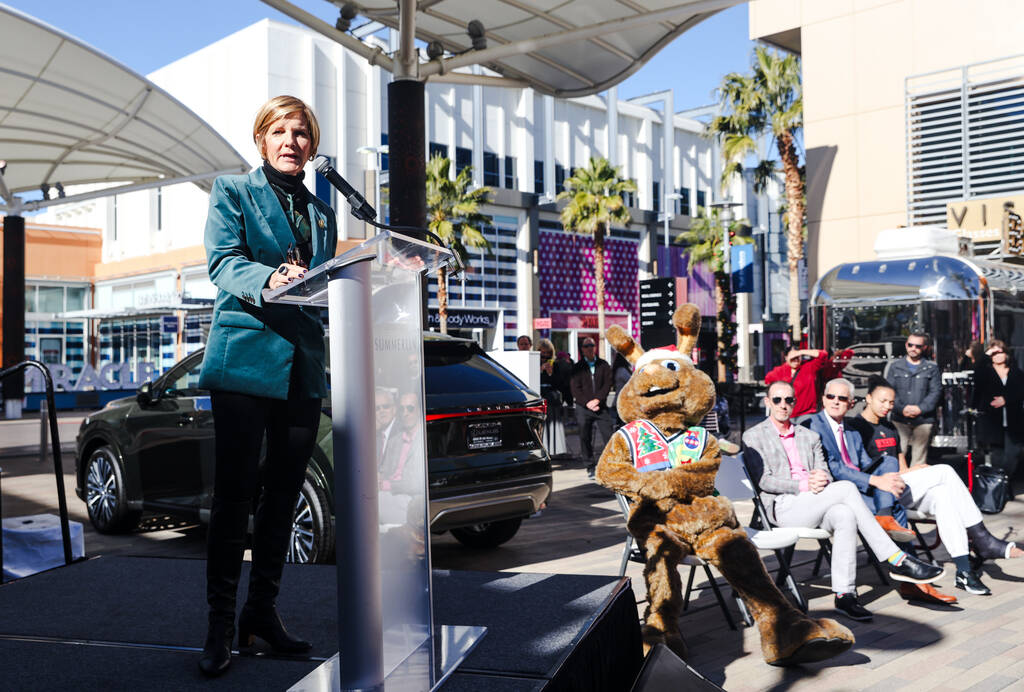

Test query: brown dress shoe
[898,581,958,605]
[876,515,916,543]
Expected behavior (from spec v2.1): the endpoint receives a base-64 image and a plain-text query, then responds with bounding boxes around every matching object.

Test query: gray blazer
[742,417,832,523]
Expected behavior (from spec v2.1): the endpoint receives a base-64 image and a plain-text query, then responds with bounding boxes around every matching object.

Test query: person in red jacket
[765,349,832,419]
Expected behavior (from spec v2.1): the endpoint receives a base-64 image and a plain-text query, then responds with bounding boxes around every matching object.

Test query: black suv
[74,334,552,562]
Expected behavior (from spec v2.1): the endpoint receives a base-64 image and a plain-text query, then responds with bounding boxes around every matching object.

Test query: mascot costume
[595,304,855,666]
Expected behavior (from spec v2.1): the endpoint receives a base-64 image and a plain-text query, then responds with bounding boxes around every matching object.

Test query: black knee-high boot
[238,489,311,653]
[967,521,1015,560]
[199,498,251,677]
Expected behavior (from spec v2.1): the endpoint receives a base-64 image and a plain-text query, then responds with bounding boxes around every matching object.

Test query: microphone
[312,155,376,222]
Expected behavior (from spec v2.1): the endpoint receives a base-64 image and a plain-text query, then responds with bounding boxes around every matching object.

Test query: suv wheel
[287,474,334,564]
[450,517,522,549]
[84,445,142,534]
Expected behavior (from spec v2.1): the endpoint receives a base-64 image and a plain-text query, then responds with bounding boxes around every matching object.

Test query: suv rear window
[425,341,524,396]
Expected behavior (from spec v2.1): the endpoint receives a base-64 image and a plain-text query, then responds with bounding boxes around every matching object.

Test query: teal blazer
[198,167,338,399]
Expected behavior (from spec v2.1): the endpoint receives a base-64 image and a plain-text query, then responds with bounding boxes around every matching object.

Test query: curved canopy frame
[265,0,743,97]
[0,3,249,214]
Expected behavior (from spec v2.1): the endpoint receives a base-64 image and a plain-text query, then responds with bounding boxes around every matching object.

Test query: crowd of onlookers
[742,332,1024,620]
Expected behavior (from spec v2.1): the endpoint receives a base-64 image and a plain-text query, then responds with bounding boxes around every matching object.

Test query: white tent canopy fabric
[0,3,248,213]
[271,0,743,98]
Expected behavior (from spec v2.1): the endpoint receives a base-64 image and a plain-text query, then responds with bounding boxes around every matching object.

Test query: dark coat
[972,363,1024,444]
[884,357,941,425]
[570,357,612,410]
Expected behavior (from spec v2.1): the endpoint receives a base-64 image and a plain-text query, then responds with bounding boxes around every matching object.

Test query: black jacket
[570,358,612,410]
[972,363,1024,444]
[884,357,942,425]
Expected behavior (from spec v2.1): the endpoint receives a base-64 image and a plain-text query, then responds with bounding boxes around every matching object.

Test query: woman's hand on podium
[268,262,307,290]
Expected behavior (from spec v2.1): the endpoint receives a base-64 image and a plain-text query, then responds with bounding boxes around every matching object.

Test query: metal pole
[39,396,48,464]
[2,214,25,419]
[328,258,383,691]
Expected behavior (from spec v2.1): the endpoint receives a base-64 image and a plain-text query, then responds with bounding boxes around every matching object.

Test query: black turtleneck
[263,161,313,267]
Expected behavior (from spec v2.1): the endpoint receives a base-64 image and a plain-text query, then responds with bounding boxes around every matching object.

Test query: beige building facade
[749,0,1024,285]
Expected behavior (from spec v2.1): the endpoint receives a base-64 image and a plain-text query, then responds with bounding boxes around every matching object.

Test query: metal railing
[0,360,74,579]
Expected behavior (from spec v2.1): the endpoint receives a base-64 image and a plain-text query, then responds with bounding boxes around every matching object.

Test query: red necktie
[838,424,857,469]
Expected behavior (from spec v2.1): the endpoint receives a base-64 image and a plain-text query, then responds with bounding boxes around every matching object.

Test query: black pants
[980,429,1024,487]
[210,390,321,502]
[576,406,614,468]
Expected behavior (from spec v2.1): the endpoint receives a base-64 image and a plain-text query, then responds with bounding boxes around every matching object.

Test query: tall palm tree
[677,206,752,382]
[558,157,636,354]
[708,45,804,341]
[425,155,492,334]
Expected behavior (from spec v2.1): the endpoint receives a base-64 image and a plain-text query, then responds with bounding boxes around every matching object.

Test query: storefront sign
[533,317,552,329]
[426,308,499,329]
[161,315,179,334]
[25,361,159,392]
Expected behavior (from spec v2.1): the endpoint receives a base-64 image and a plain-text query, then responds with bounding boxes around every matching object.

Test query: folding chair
[715,454,809,621]
[615,493,739,630]
[905,509,939,564]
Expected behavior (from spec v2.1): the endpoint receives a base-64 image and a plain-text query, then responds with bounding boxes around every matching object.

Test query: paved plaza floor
[4,413,1024,689]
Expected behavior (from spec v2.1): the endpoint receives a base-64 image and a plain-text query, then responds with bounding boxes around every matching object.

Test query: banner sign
[730,244,754,294]
[426,308,499,329]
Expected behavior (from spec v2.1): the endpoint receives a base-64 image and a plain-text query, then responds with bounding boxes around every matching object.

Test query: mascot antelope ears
[606,304,702,366]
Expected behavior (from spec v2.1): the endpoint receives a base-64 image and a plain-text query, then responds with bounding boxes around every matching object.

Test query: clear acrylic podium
[262,231,485,691]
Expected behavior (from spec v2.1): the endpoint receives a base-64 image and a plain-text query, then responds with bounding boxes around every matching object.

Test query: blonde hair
[252,95,320,160]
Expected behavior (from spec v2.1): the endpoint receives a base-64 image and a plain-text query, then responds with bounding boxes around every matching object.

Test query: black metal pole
[388,79,428,325]
[2,214,26,415]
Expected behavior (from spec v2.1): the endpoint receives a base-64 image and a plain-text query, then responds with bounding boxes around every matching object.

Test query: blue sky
[5,1,756,111]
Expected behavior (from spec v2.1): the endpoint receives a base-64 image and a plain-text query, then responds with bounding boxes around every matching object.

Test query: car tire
[450,517,522,549]
[287,474,335,564]
[84,445,142,534]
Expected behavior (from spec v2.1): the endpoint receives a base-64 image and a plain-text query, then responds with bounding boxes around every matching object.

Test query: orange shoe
[898,581,958,605]
[876,515,916,543]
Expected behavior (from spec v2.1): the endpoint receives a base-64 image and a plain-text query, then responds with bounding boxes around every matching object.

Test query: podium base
[289,624,487,691]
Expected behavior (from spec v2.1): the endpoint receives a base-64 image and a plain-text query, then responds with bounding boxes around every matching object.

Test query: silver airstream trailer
[808,254,1024,451]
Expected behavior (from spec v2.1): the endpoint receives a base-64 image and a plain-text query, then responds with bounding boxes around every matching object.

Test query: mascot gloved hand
[595,304,854,666]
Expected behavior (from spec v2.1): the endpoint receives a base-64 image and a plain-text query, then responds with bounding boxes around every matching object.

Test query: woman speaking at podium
[196,95,337,677]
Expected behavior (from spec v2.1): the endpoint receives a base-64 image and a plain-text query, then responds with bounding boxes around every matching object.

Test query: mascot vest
[617,420,708,473]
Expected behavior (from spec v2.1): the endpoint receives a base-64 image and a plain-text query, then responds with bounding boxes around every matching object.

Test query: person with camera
[972,339,1024,489]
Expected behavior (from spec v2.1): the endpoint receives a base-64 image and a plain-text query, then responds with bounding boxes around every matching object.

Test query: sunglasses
[582,344,595,349]
[400,404,417,412]
[824,393,852,403]
[375,403,393,411]
[770,396,796,405]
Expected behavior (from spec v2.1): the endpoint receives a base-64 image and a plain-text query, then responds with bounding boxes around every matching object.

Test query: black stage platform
[0,556,642,691]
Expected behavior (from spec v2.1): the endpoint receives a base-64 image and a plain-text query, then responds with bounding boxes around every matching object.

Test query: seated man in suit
[805,379,915,543]
[827,376,1024,597]
[743,381,944,621]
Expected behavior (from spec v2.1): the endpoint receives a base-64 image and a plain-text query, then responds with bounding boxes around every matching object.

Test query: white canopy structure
[0,3,248,214]
[263,0,744,96]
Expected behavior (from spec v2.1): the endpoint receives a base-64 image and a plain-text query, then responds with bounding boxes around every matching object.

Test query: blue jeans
[861,455,909,527]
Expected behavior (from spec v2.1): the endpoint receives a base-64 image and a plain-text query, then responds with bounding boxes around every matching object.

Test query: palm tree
[558,157,636,354]
[708,45,804,341]
[425,155,492,334]
[677,206,752,382]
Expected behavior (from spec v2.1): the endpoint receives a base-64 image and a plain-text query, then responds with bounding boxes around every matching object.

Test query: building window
[621,180,637,208]
[380,133,389,171]
[429,141,447,160]
[678,187,691,216]
[652,181,661,213]
[696,189,706,212]
[504,155,516,189]
[555,164,566,193]
[455,146,472,176]
[483,152,499,186]
[534,160,544,194]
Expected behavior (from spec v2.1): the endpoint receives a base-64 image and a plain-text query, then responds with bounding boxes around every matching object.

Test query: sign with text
[730,244,754,293]
[533,317,552,330]
[426,308,498,329]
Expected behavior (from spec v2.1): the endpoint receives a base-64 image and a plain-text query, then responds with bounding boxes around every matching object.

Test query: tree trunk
[777,130,805,342]
[715,274,726,382]
[594,224,607,358]
[437,266,448,335]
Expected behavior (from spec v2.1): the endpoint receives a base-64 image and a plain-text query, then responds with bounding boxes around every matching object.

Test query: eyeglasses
[824,393,851,403]
[375,404,393,411]
[906,343,924,349]
[582,344,595,349]
[400,404,417,412]
[770,396,796,405]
